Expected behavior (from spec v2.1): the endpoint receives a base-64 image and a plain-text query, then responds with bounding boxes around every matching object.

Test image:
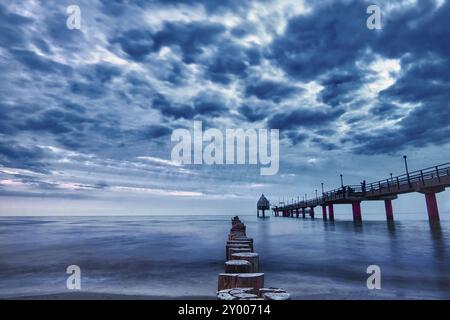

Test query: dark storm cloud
[152,94,196,120]
[270,1,372,81]
[206,43,260,84]
[267,107,345,131]
[375,0,450,60]
[310,137,337,151]
[69,81,108,99]
[23,109,95,134]
[262,0,450,154]
[112,21,225,62]
[318,69,365,107]
[111,29,155,61]
[99,0,255,15]
[0,3,33,47]
[238,104,268,122]
[352,102,450,155]
[9,49,71,74]
[80,62,122,83]
[245,80,301,103]
[138,125,173,140]
[353,0,450,155]
[286,131,309,146]
[67,62,123,99]
[0,140,47,171]
[192,92,228,117]
[153,21,226,63]
[380,61,450,104]
[369,103,402,120]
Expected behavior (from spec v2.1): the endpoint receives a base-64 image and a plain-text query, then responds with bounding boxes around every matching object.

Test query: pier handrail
[274,162,450,209]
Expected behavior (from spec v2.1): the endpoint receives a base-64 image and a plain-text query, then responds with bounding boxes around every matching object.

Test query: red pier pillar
[328,204,334,221]
[352,201,362,222]
[322,205,327,220]
[310,207,315,219]
[302,208,306,219]
[384,200,394,220]
[425,193,440,221]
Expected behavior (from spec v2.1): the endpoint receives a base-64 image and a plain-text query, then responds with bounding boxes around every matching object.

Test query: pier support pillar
[290,209,294,217]
[425,193,440,221]
[302,208,306,219]
[296,209,299,218]
[328,204,334,221]
[262,209,265,218]
[384,200,394,220]
[310,207,315,219]
[352,201,362,222]
[322,206,327,220]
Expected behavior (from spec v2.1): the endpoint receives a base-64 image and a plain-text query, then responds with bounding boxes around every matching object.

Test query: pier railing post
[425,193,440,221]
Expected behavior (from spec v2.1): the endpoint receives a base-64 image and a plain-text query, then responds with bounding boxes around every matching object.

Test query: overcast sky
[0,0,449,217]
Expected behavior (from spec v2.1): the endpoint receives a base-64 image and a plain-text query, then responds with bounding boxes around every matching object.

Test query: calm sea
[0,215,449,299]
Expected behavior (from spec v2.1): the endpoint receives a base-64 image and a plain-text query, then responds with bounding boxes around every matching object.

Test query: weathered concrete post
[328,203,334,221]
[425,193,440,221]
[384,199,394,220]
[352,201,362,221]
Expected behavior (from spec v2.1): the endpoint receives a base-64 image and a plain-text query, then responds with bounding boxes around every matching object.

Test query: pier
[272,161,450,222]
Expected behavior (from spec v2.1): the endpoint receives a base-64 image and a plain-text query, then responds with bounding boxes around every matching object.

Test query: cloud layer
[1,0,449,214]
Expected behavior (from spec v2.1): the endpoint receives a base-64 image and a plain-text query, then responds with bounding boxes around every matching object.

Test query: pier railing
[275,162,450,209]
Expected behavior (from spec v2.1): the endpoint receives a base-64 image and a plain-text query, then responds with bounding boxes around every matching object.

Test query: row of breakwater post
[217,216,290,300]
